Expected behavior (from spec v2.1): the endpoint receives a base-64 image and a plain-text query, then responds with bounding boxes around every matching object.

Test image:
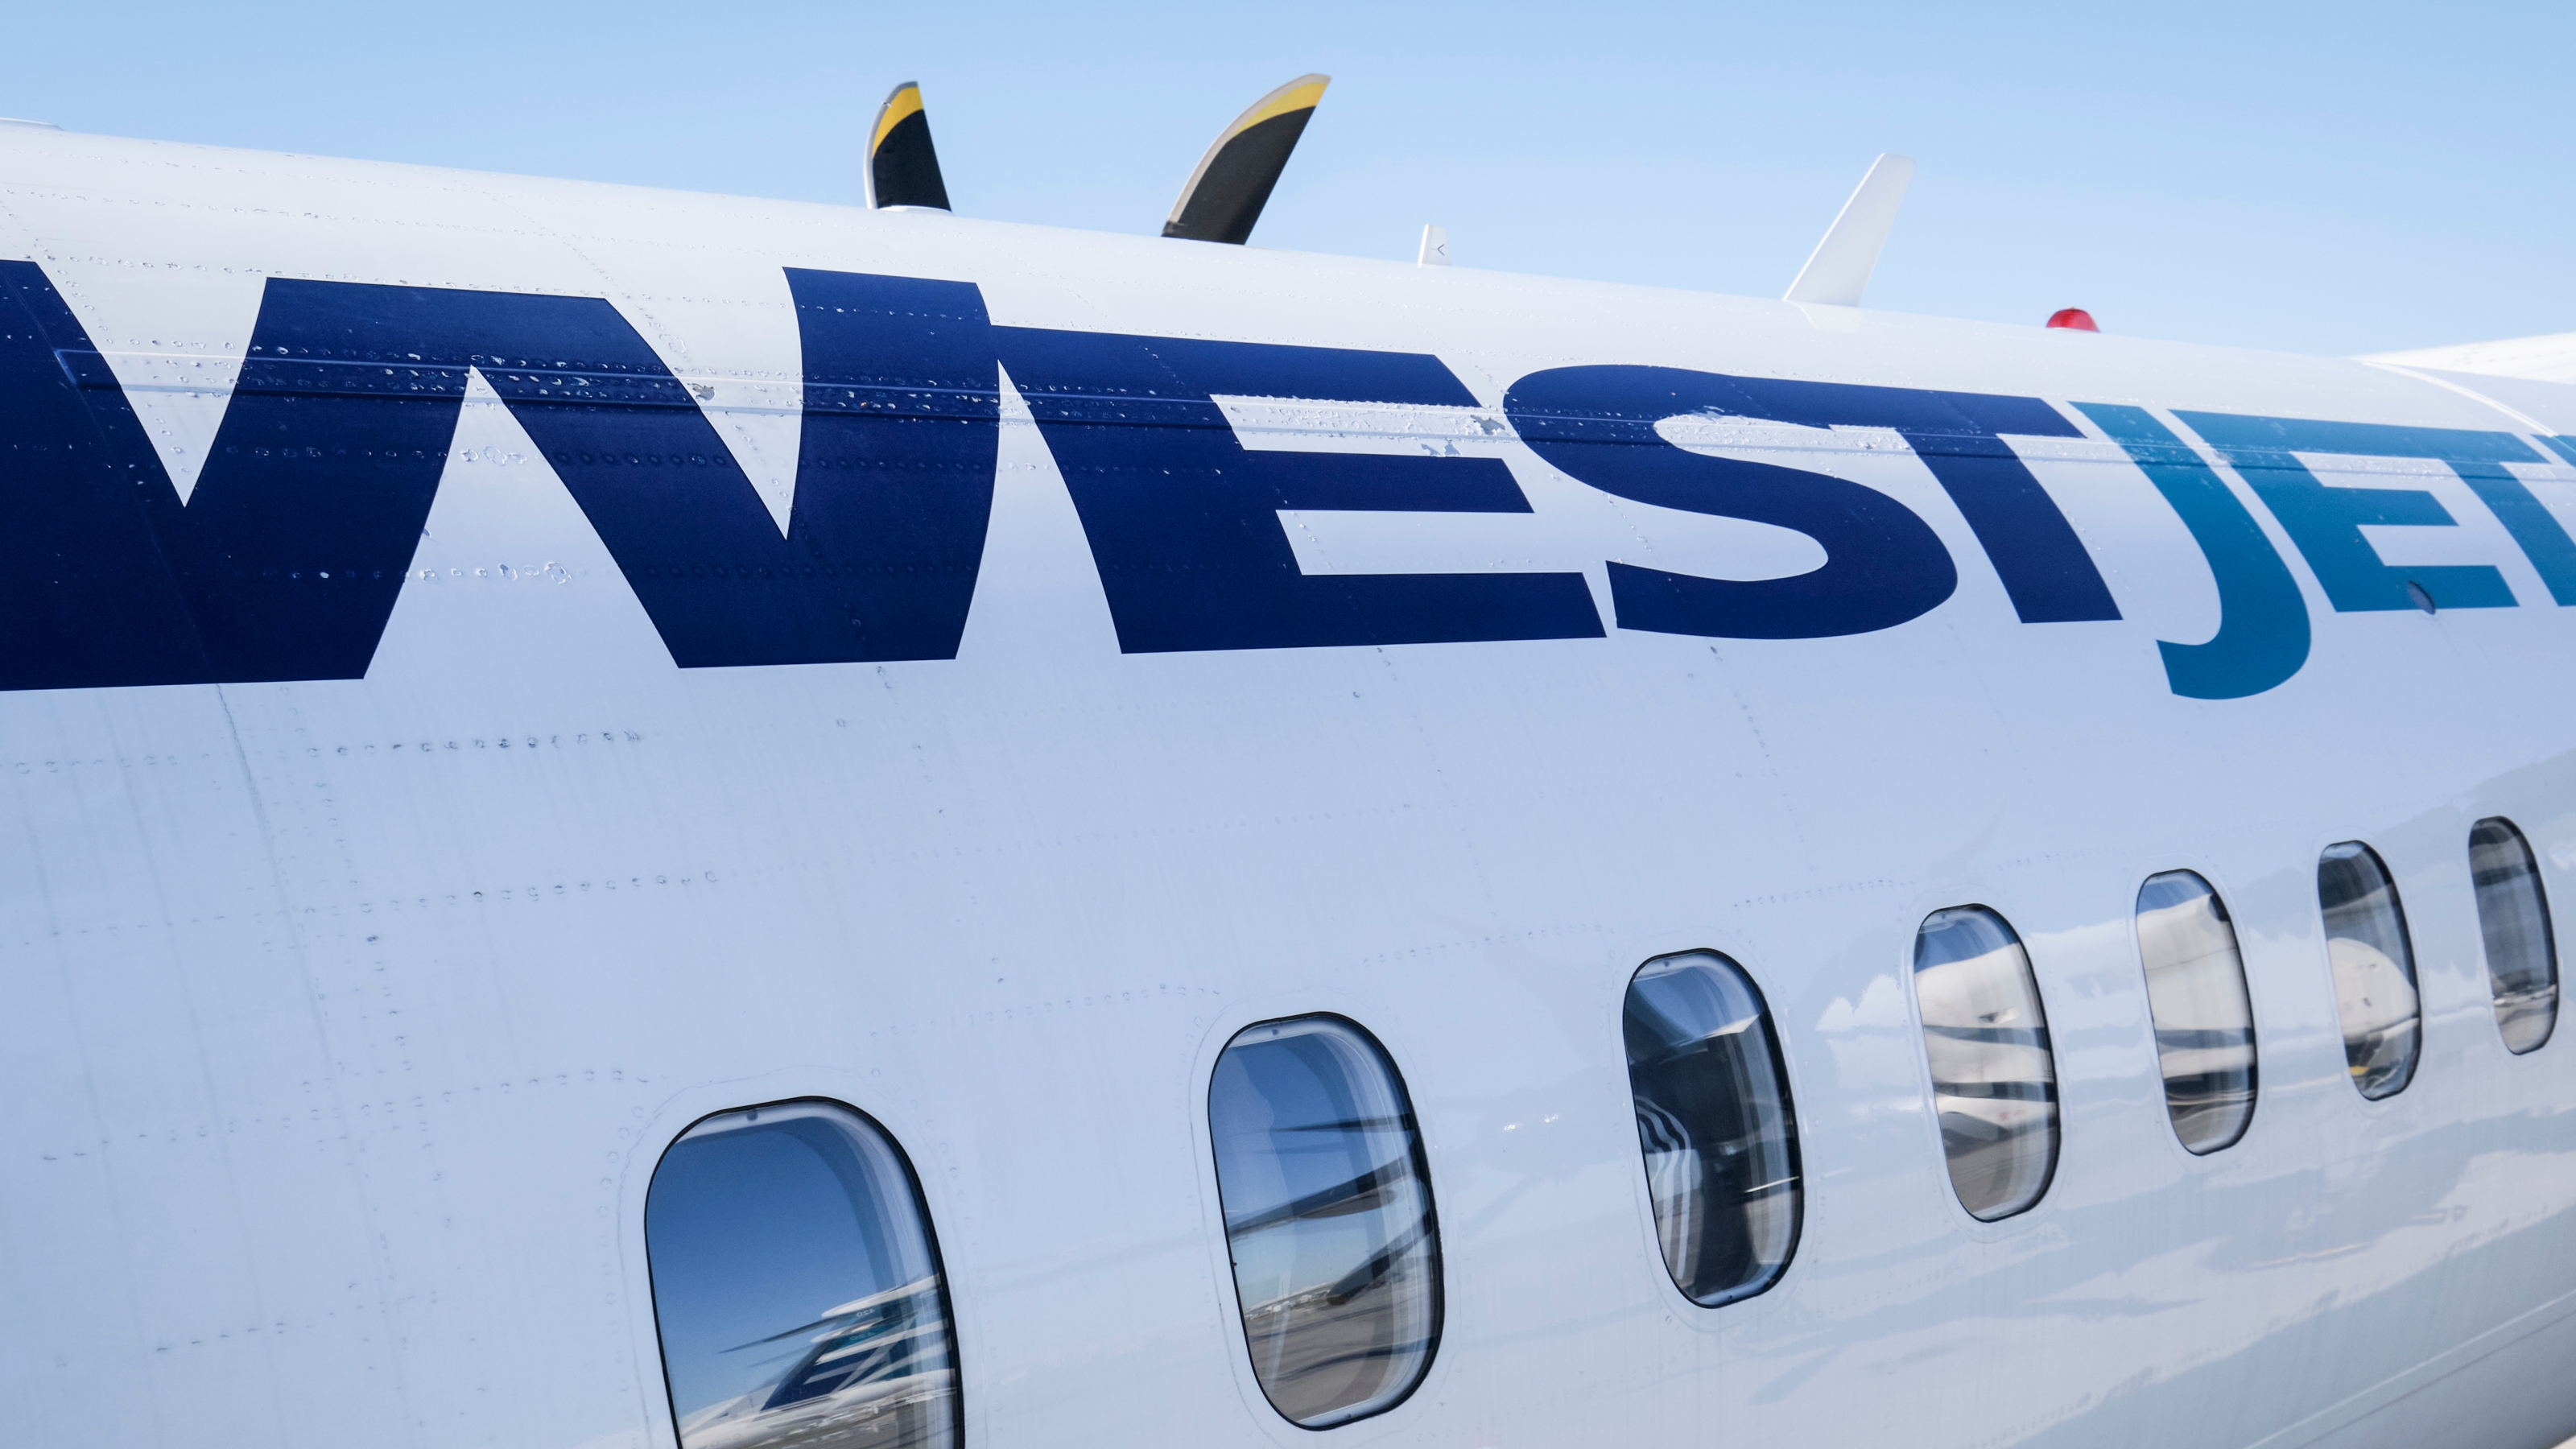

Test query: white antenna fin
[1417,224,1451,267]
[1783,154,1914,308]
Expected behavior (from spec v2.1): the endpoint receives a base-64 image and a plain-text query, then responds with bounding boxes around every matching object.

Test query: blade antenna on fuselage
[1162,74,1329,244]
[867,81,952,211]
[1783,153,1914,307]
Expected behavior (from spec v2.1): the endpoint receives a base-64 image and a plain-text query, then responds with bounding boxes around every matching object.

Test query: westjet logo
[3,262,2570,700]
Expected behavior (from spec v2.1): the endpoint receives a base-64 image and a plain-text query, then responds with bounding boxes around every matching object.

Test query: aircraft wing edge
[2361,330,2576,385]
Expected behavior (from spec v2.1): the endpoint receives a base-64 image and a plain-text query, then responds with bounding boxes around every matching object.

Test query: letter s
[1505,365,1957,638]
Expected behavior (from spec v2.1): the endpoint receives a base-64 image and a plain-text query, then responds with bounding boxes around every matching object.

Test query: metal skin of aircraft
[5,110,2576,1449]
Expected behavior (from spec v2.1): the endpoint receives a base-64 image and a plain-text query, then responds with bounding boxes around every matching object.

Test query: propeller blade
[867,81,952,211]
[1162,74,1328,244]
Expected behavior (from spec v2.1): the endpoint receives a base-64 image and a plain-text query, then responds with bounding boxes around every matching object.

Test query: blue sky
[8,1,2566,357]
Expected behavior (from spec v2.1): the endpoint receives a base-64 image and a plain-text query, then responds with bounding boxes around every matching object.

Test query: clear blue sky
[8,1,2565,357]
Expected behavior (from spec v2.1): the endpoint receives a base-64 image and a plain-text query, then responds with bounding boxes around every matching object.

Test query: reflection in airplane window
[645,1101,958,1449]
[1209,1016,1440,1429]
[1912,906,2060,1220]
[2471,818,2559,1054]
[2136,871,2259,1153]
[2318,842,2421,1099]
[1624,952,1802,1306]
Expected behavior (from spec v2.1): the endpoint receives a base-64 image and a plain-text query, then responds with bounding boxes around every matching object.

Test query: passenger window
[1912,906,2060,1220]
[2318,841,2420,1099]
[643,1101,959,1449]
[1208,1016,1440,1428]
[2471,817,2559,1054]
[1624,952,1802,1306]
[2135,871,2259,1153]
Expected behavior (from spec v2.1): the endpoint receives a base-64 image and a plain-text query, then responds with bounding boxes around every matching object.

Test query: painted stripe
[1221,74,1327,143]
[872,83,924,154]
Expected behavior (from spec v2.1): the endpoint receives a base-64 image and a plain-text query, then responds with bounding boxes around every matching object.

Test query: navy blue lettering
[1504,365,1965,638]
[991,327,1604,653]
[1926,390,2121,623]
[15,256,2516,700]
[1,262,227,690]
[544,268,997,667]
[1506,366,2119,637]
[0,262,997,689]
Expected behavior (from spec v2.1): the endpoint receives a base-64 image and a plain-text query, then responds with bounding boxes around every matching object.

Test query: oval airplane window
[1208,1015,1441,1428]
[2318,842,2421,1099]
[2471,817,2559,1054]
[2135,871,2259,1154]
[1624,952,1802,1306]
[1912,906,2060,1221]
[644,1100,960,1449]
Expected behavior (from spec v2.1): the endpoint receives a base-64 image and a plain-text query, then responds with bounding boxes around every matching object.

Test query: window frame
[1620,948,1807,1311]
[2130,868,2261,1156]
[2313,839,2423,1103]
[2468,815,2559,1056]
[1199,1009,1446,1433]
[1902,901,2064,1227]
[640,1095,966,1449]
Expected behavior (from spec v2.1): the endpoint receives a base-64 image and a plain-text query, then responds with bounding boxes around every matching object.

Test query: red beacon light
[2046,308,2099,332]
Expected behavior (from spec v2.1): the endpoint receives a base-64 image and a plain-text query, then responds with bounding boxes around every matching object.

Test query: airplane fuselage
[4,125,2575,1449]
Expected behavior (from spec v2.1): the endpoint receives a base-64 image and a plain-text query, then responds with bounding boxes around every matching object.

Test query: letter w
[0,262,997,690]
